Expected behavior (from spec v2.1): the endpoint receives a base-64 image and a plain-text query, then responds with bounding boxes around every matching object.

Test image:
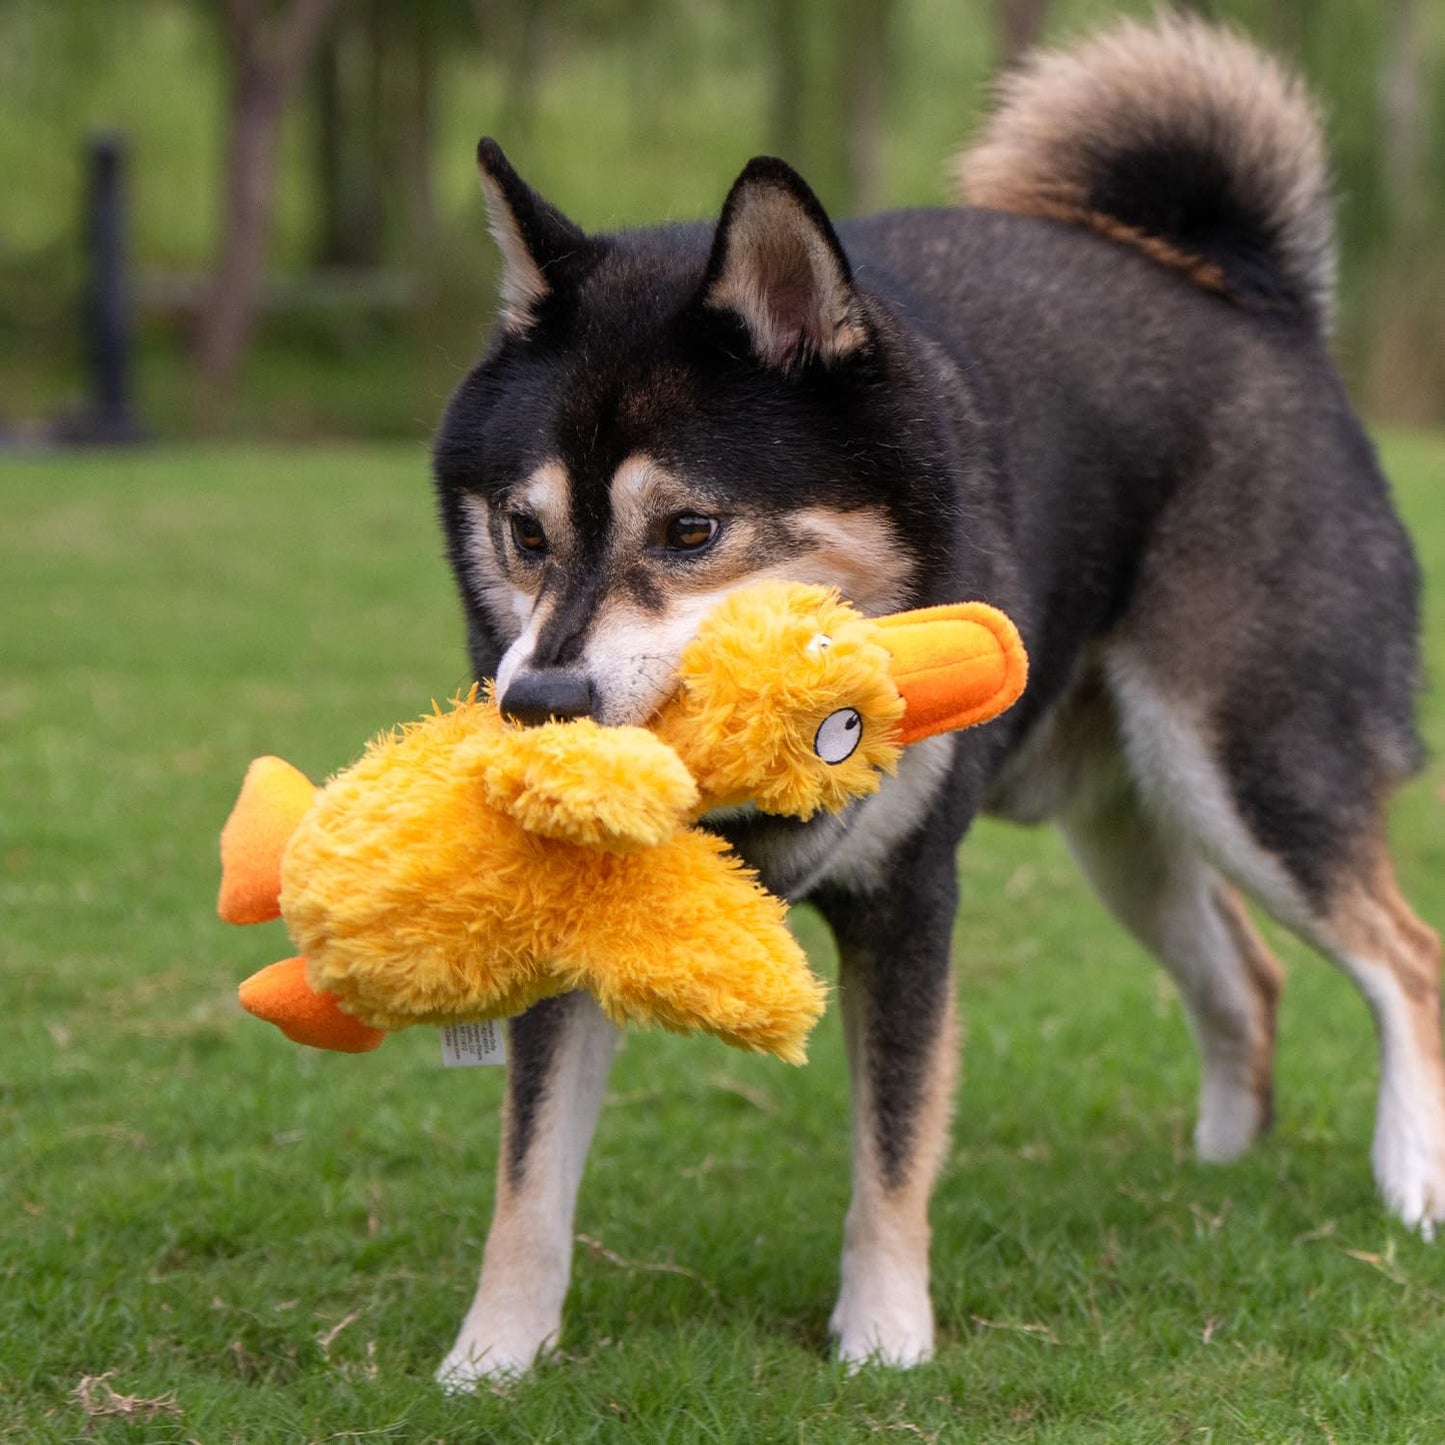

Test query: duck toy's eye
[814,707,863,764]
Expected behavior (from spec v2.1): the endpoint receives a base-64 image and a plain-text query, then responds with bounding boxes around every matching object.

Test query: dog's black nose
[499,669,594,727]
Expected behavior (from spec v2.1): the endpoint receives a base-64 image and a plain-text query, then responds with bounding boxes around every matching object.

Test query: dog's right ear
[476,138,589,333]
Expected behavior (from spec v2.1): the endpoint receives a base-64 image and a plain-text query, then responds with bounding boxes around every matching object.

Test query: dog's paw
[828,1277,934,1369]
[1372,1103,1445,1240]
[434,1319,556,1391]
[1194,1073,1271,1164]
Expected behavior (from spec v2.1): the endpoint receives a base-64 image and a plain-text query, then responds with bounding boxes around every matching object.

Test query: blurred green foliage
[0,0,1441,436]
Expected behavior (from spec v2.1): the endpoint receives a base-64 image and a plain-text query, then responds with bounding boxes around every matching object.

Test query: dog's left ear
[700,158,867,370]
[476,137,590,334]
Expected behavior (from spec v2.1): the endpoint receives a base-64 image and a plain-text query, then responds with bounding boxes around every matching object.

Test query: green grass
[3,435,1445,1442]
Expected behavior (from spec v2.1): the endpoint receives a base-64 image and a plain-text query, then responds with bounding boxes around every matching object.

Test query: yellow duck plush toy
[219,581,1027,1064]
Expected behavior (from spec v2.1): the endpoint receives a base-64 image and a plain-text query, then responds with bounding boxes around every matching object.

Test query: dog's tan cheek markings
[517,460,573,554]
[792,507,915,615]
[609,452,697,550]
[673,525,788,593]
[608,451,739,556]
[458,492,527,639]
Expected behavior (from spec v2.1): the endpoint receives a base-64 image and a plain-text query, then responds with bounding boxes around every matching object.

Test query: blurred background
[2,0,1442,443]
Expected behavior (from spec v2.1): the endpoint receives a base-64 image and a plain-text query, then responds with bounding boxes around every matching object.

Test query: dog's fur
[429,15,1443,1384]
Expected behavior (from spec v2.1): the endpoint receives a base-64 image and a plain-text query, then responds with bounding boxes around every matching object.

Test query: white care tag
[440,1020,507,1067]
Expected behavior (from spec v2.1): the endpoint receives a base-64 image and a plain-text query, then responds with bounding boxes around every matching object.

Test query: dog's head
[433,141,947,726]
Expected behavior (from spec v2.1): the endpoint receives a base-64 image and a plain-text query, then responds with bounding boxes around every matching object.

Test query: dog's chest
[709,733,957,899]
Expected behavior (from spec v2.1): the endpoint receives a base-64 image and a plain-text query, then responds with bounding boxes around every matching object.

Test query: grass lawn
[4,435,1445,1442]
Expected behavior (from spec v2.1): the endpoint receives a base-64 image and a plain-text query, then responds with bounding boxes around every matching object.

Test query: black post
[56,132,144,443]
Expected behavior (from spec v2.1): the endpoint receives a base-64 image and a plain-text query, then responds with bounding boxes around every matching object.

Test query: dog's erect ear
[700,157,867,370]
[476,137,588,333]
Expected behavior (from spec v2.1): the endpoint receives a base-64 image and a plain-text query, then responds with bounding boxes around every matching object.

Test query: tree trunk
[769,0,804,163]
[993,0,1051,71]
[844,0,896,215]
[1380,0,1425,234]
[403,1,439,271]
[198,72,281,398]
[480,0,548,142]
[196,0,340,421]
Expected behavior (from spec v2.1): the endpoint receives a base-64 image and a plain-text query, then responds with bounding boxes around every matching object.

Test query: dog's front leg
[437,991,617,1389]
[817,843,960,1368]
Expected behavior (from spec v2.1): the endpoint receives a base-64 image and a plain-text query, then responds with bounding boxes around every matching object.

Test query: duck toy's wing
[471,719,700,851]
[558,828,827,1066]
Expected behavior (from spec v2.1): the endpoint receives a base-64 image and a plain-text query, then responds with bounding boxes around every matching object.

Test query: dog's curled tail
[954,13,1335,331]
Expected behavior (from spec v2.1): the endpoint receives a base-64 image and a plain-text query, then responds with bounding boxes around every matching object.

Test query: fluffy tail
[955,14,1335,331]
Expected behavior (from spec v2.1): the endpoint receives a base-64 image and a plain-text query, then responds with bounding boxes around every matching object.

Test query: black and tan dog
[430,15,1442,1383]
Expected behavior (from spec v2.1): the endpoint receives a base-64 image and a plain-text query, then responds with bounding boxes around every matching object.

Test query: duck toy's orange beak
[875,601,1029,745]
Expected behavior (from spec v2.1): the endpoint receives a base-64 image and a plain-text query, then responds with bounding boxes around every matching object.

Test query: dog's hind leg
[1290,846,1445,1233]
[816,839,961,1368]
[1105,652,1445,1232]
[436,991,617,1389]
[1056,739,1283,1163]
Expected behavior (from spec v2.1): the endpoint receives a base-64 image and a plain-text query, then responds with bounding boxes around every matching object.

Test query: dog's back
[837,16,1416,774]
[432,15,1441,1388]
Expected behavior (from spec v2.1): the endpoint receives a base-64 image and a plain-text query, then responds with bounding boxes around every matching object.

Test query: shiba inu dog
[429,15,1442,1384]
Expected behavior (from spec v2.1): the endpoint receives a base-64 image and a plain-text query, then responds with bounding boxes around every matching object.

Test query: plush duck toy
[219,581,1027,1064]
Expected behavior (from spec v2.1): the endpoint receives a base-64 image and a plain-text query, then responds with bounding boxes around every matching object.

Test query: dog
[428,14,1443,1385]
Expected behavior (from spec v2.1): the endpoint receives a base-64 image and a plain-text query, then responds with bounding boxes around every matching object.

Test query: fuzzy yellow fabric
[222,581,1029,1064]
[247,692,823,1062]
[471,719,699,851]
[654,581,905,818]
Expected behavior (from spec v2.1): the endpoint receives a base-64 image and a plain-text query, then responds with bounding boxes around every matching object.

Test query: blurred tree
[501,0,550,141]
[770,0,805,162]
[1381,0,1426,230]
[400,1,441,268]
[782,0,899,216]
[4,0,1438,433]
[1363,0,1442,420]
[312,0,466,273]
[843,0,898,213]
[313,7,382,266]
[994,0,1051,70]
[196,0,340,417]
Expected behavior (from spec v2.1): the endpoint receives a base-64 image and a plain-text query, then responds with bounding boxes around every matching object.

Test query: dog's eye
[663,513,719,553]
[509,512,547,556]
[814,707,862,765]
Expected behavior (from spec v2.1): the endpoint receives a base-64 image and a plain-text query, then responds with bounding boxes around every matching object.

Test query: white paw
[434,1317,557,1392]
[1372,1104,1445,1239]
[1194,1074,1269,1164]
[829,1276,935,1369]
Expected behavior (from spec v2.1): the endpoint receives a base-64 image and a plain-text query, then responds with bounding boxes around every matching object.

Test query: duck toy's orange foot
[237,957,387,1053]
